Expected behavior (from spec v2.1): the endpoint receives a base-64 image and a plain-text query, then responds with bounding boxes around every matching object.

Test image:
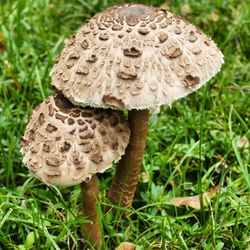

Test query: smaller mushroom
[20,93,130,248]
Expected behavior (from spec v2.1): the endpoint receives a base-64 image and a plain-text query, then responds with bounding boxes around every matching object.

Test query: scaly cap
[20,94,130,186]
[51,4,224,109]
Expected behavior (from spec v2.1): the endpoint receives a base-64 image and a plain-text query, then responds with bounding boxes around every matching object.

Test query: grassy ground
[0,0,249,249]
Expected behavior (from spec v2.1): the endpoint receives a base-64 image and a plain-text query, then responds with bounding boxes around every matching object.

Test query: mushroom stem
[80,175,102,248]
[108,109,149,207]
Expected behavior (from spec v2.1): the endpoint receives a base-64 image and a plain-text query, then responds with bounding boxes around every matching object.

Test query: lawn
[0,0,249,249]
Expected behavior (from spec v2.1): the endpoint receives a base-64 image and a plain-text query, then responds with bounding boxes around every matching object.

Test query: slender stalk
[108,109,149,207]
[80,175,102,248]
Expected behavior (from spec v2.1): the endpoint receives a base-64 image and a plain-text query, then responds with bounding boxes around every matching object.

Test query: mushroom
[20,93,130,247]
[50,4,224,207]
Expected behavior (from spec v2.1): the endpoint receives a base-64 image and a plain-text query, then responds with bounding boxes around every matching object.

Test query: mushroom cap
[20,94,130,186]
[51,4,224,110]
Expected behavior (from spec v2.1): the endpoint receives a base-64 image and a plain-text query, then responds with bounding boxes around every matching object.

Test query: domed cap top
[51,4,224,110]
[20,94,130,186]
[117,4,154,24]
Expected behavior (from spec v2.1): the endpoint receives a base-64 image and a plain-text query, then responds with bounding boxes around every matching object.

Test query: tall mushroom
[50,4,224,207]
[20,93,130,247]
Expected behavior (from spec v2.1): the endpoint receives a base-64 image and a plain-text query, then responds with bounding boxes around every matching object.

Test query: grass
[0,0,249,249]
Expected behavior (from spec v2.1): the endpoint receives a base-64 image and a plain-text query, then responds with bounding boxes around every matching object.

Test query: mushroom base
[80,175,102,248]
[108,109,149,207]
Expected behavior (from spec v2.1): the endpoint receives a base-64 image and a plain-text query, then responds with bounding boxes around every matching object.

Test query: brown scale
[109,138,119,150]
[192,47,202,55]
[28,163,38,173]
[102,94,125,109]
[89,148,103,164]
[68,118,75,125]
[30,145,38,153]
[80,141,93,153]
[43,141,52,152]
[44,168,61,177]
[112,24,123,30]
[66,52,80,68]
[38,113,45,125]
[76,65,89,75]
[72,152,82,166]
[91,123,97,130]
[99,33,109,40]
[81,111,93,117]
[175,26,182,34]
[55,136,62,141]
[80,39,89,49]
[86,54,98,63]
[79,125,88,132]
[46,124,58,133]
[79,129,94,140]
[55,113,67,123]
[48,104,54,116]
[188,31,198,42]
[140,22,146,27]
[69,128,76,135]
[130,84,141,96]
[60,141,71,152]
[103,22,111,28]
[61,73,69,82]
[155,15,164,23]
[71,109,81,117]
[123,47,142,57]
[183,75,200,87]
[88,22,95,30]
[158,32,168,43]
[204,37,211,46]
[20,137,29,148]
[160,21,168,28]
[118,33,124,39]
[179,56,190,67]
[117,71,137,80]
[77,119,85,125]
[82,28,91,35]
[138,27,150,35]
[150,23,157,30]
[97,23,106,30]
[67,34,76,46]
[165,43,182,58]
[46,157,62,167]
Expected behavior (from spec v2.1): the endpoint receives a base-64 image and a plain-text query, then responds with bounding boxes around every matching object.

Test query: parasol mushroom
[50,4,224,207]
[20,93,130,247]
